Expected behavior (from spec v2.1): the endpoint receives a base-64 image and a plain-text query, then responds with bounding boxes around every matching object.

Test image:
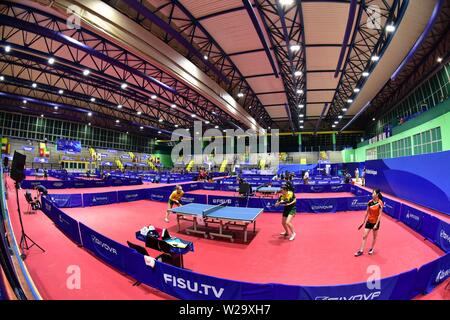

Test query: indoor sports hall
[0,0,449,303]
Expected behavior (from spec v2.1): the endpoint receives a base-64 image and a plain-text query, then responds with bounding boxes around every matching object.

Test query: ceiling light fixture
[386,24,396,32]
[290,44,301,52]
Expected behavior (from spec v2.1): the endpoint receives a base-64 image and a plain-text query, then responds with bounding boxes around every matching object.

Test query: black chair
[127,240,172,264]
[127,241,149,256]
[144,236,173,264]
[24,191,39,214]
[158,240,183,268]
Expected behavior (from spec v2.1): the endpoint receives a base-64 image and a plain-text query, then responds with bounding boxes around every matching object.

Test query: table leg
[176,214,181,232]
[244,224,248,243]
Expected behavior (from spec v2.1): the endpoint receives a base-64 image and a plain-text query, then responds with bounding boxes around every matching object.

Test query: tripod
[15,182,45,259]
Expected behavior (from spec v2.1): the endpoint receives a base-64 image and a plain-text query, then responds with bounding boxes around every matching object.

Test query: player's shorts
[169,199,182,207]
[282,206,296,218]
[365,221,380,230]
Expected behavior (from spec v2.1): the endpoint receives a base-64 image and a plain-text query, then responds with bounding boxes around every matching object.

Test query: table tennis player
[165,185,184,223]
[275,185,297,241]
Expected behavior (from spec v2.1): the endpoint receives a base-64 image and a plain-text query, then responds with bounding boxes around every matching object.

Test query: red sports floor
[4,176,449,300]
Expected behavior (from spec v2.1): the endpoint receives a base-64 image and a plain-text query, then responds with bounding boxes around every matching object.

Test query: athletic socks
[289,232,296,241]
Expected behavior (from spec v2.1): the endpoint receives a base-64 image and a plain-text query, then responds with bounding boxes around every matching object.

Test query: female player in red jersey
[355,189,384,256]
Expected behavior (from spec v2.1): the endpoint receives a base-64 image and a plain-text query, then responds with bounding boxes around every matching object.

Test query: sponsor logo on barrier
[440,230,450,244]
[163,274,224,298]
[311,205,334,211]
[212,199,232,205]
[384,202,393,210]
[151,194,165,201]
[92,196,108,203]
[436,268,450,283]
[45,202,52,212]
[182,197,196,203]
[53,182,64,187]
[365,170,378,175]
[125,194,139,199]
[315,291,381,300]
[91,235,117,255]
[351,199,367,209]
[405,212,420,221]
[58,214,70,226]
[331,186,343,191]
[74,183,84,187]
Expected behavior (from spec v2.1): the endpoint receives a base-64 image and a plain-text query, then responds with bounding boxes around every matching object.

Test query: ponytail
[374,189,383,201]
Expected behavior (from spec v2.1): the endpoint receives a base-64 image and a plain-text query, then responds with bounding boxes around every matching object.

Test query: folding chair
[24,191,38,214]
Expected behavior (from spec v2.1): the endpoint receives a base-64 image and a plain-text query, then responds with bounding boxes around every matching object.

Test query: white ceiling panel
[306,104,327,117]
[247,76,285,93]
[201,10,262,53]
[257,93,287,105]
[307,72,341,90]
[307,90,336,103]
[231,51,274,76]
[302,2,353,45]
[306,46,343,71]
[265,106,288,118]
[178,0,243,19]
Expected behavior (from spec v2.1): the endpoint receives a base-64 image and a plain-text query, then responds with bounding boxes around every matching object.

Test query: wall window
[392,137,412,158]
[413,127,442,155]
[0,110,154,153]
[366,147,377,160]
[376,143,391,159]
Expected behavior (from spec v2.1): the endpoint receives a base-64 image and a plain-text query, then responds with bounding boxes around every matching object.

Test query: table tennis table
[253,186,281,197]
[169,203,263,242]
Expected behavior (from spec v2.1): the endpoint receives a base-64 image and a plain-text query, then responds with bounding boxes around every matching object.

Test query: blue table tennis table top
[170,203,262,221]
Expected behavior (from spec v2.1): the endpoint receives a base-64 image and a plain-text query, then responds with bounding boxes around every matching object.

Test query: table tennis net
[202,202,226,217]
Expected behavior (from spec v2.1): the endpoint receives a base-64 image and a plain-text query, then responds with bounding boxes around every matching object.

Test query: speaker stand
[15,183,45,259]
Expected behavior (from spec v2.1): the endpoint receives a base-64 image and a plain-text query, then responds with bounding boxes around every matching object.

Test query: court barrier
[20,176,143,189]
[203,181,350,193]
[48,183,366,214]
[47,184,450,252]
[40,195,450,300]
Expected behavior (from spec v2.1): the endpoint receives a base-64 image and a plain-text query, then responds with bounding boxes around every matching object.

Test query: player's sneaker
[289,232,296,241]
[164,218,169,223]
[280,231,288,236]
[368,248,374,255]
[354,250,363,257]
